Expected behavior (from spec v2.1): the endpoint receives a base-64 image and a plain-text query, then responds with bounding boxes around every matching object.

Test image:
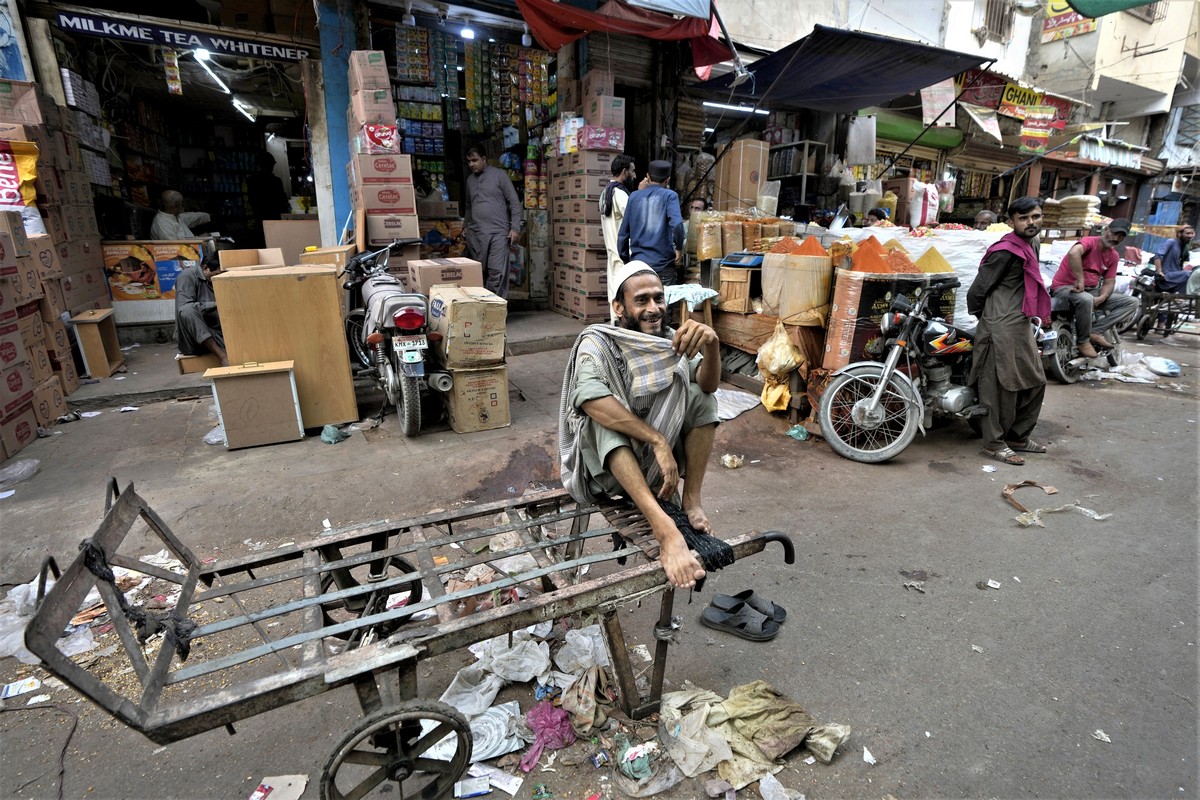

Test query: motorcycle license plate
[393,334,428,351]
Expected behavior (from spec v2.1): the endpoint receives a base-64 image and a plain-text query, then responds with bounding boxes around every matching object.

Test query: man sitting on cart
[1049,219,1141,359]
[559,261,720,589]
[1151,225,1195,294]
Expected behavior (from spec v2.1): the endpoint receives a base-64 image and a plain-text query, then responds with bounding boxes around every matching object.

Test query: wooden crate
[212,266,356,428]
[70,309,125,378]
[718,267,761,314]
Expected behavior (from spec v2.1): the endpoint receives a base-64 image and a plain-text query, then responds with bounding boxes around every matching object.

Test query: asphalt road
[1,334,1196,800]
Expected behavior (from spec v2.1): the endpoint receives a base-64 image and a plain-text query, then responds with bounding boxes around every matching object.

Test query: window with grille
[1126,2,1167,23]
[974,0,1015,45]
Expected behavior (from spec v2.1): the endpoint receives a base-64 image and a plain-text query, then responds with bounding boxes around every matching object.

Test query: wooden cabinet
[211,266,356,428]
[70,309,125,379]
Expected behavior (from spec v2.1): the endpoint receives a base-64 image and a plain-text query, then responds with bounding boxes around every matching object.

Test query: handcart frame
[26,479,792,798]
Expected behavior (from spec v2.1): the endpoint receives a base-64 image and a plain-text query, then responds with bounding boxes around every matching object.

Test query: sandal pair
[700,590,787,642]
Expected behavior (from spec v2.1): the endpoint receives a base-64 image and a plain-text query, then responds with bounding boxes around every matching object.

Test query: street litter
[1001,480,1110,527]
[803,756,816,765]
[246,775,307,800]
[322,519,332,530]
[321,424,351,443]
[1013,577,1021,582]
[721,453,745,469]
[203,424,225,445]
[987,579,1001,589]
[466,763,523,796]
[971,645,984,653]
[1145,356,1181,377]
[0,490,13,499]
[453,776,493,797]
[715,388,761,421]
[862,747,877,765]
[759,772,806,800]
[903,581,926,593]
[785,425,810,441]
[56,410,83,423]
[2,676,41,698]
[1092,729,1112,743]
[26,693,51,704]
[981,465,997,473]
[80,411,102,418]
[119,406,139,412]
[0,459,40,490]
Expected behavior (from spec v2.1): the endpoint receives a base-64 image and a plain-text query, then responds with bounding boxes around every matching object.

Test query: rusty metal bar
[600,610,641,717]
[647,588,675,713]
[301,550,325,665]
[138,566,204,711]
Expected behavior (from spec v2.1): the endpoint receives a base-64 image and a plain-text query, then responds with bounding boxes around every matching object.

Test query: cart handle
[105,476,121,512]
[761,531,795,564]
[34,555,61,609]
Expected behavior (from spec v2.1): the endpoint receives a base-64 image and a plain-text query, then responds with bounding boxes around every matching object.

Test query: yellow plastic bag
[0,139,39,209]
[761,373,791,412]
[756,320,802,378]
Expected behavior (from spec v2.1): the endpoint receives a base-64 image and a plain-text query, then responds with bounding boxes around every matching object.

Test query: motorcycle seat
[1051,295,1072,313]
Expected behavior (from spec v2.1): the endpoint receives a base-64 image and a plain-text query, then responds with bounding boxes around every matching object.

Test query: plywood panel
[263,219,322,263]
[212,266,356,427]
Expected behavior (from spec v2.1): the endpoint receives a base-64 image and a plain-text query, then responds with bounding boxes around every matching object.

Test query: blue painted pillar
[317,0,355,240]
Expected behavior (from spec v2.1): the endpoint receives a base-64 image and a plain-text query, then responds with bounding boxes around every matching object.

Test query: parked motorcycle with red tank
[341,240,451,437]
[819,276,1054,463]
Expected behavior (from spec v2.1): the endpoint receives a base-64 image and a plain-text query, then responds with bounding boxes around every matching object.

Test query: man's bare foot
[658,531,706,589]
[685,505,713,535]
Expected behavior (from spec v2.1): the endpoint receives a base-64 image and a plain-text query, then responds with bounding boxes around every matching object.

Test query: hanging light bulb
[460,15,475,40]
[522,24,533,47]
[401,1,416,26]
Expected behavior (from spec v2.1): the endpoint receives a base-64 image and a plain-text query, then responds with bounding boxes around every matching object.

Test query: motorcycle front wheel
[818,368,920,463]
[1044,323,1081,384]
[398,375,421,437]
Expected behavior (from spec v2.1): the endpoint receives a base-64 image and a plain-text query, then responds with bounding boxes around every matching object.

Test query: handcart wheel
[1135,313,1153,341]
[321,700,472,800]
[320,555,424,646]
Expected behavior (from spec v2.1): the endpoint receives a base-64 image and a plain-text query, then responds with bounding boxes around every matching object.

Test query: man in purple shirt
[464,145,522,298]
[1049,219,1140,358]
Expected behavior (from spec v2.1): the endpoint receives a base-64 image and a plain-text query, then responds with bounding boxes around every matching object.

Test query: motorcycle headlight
[880,311,904,337]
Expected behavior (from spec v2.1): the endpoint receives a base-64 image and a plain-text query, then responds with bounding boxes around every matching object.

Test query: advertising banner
[998,82,1045,119]
[1019,106,1058,155]
[1042,1,1097,43]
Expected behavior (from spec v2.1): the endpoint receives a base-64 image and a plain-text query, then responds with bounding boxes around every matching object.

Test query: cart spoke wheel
[319,556,423,647]
[322,701,471,800]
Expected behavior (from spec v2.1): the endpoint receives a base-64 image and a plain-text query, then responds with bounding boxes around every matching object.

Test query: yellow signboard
[998,82,1044,119]
[1042,0,1097,43]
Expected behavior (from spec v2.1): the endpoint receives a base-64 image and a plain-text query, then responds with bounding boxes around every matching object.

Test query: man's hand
[672,319,718,359]
[1073,278,1085,292]
[652,438,679,501]
[508,230,519,245]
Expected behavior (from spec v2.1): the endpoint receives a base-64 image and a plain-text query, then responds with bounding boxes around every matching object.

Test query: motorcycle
[820,276,1010,463]
[341,240,450,437]
[1041,292,1123,384]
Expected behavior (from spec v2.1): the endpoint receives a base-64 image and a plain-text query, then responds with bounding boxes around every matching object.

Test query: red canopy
[515,0,733,67]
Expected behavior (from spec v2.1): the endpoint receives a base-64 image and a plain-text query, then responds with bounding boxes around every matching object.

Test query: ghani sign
[55,11,311,62]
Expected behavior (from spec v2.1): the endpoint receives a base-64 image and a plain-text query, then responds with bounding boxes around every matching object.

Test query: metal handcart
[26,478,793,799]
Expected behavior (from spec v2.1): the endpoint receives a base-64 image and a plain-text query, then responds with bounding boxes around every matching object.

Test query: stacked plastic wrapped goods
[1055,195,1102,230]
[0,78,111,457]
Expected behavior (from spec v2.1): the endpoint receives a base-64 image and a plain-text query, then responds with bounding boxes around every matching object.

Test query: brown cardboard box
[43,318,70,360]
[177,353,223,375]
[552,198,600,224]
[553,222,605,249]
[580,69,614,100]
[0,211,30,257]
[0,274,16,322]
[0,400,38,456]
[38,277,66,324]
[555,265,607,297]
[364,214,420,246]
[26,340,52,385]
[428,285,507,368]
[53,355,79,396]
[28,235,63,280]
[32,375,67,427]
[714,139,769,211]
[0,122,50,161]
[0,80,50,126]
[348,50,391,93]
[219,248,286,270]
[349,153,413,185]
[559,80,580,113]
[354,183,417,216]
[560,150,616,176]
[9,256,41,302]
[298,245,358,271]
[0,231,19,276]
[555,245,607,271]
[583,97,626,128]
[407,257,484,294]
[350,88,397,127]
[445,365,510,433]
[15,306,42,349]
[0,317,25,370]
[204,360,304,449]
[60,269,106,309]
[1,359,35,418]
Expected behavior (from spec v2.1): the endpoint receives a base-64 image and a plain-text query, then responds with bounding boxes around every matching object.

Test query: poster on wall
[921,79,957,127]
[1019,106,1058,155]
[0,0,31,80]
[1042,0,1097,43]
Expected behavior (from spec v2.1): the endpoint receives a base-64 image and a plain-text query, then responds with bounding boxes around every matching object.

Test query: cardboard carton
[580,69,613,100]
[298,245,358,272]
[0,210,31,257]
[204,360,304,449]
[348,50,391,93]
[52,353,79,395]
[350,89,398,127]
[38,277,66,324]
[714,139,769,211]
[407,257,483,294]
[354,183,417,216]
[177,353,223,375]
[32,375,67,427]
[364,214,420,246]
[219,248,286,270]
[445,365,510,433]
[0,400,37,456]
[28,235,63,280]
[0,317,25,370]
[349,153,413,184]
[1,358,35,417]
[428,285,507,368]
[583,97,626,128]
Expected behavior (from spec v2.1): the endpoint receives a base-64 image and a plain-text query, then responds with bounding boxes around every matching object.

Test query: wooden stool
[69,309,124,378]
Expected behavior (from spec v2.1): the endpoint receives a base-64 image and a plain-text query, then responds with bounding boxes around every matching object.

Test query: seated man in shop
[1151,225,1195,294]
[865,208,889,226]
[559,261,719,590]
[151,190,212,240]
[1049,218,1141,358]
[175,252,228,366]
[974,210,997,231]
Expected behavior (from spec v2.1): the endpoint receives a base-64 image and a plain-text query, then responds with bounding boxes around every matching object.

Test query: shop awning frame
[701,25,994,114]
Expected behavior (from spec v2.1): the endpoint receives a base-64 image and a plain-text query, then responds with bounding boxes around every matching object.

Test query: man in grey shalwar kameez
[174,254,227,365]
[967,197,1050,466]
[464,145,522,299]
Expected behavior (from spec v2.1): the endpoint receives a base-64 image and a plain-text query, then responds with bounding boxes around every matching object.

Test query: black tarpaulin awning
[704,25,993,113]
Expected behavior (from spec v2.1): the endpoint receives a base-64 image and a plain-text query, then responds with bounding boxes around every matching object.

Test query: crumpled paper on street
[1003,480,1111,528]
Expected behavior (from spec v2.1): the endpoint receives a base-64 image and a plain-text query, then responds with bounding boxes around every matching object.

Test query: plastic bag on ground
[660,703,733,777]
[519,701,576,772]
[553,624,610,674]
[0,459,39,490]
[759,772,806,800]
[476,637,552,684]
[0,576,55,664]
[439,665,505,718]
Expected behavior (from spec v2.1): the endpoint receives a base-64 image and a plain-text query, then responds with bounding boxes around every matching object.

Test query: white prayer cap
[610,260,658,304]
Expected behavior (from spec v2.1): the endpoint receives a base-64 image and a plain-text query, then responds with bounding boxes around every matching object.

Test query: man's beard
[617,312,669,339]
[621,177,637,193]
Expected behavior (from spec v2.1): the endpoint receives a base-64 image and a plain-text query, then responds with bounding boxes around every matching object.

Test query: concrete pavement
[1,320,1196,800]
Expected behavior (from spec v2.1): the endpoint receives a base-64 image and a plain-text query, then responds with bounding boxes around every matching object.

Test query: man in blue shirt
[618,160,684,285]
[1152,225,1194,294]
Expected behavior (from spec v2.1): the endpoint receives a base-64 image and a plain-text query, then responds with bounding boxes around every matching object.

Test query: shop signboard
[998,83,1044,119]
[1042,1,1097,43]
[1041,95,1071,131]
[1019,106,1058,155]
[55,11,311,62]
[956,68,1006,110]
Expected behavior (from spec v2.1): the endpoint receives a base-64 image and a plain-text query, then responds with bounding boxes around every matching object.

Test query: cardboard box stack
[427,285,509,433]
[0,78,110,458]
[547,149,617,323]
[346,50,423,248]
